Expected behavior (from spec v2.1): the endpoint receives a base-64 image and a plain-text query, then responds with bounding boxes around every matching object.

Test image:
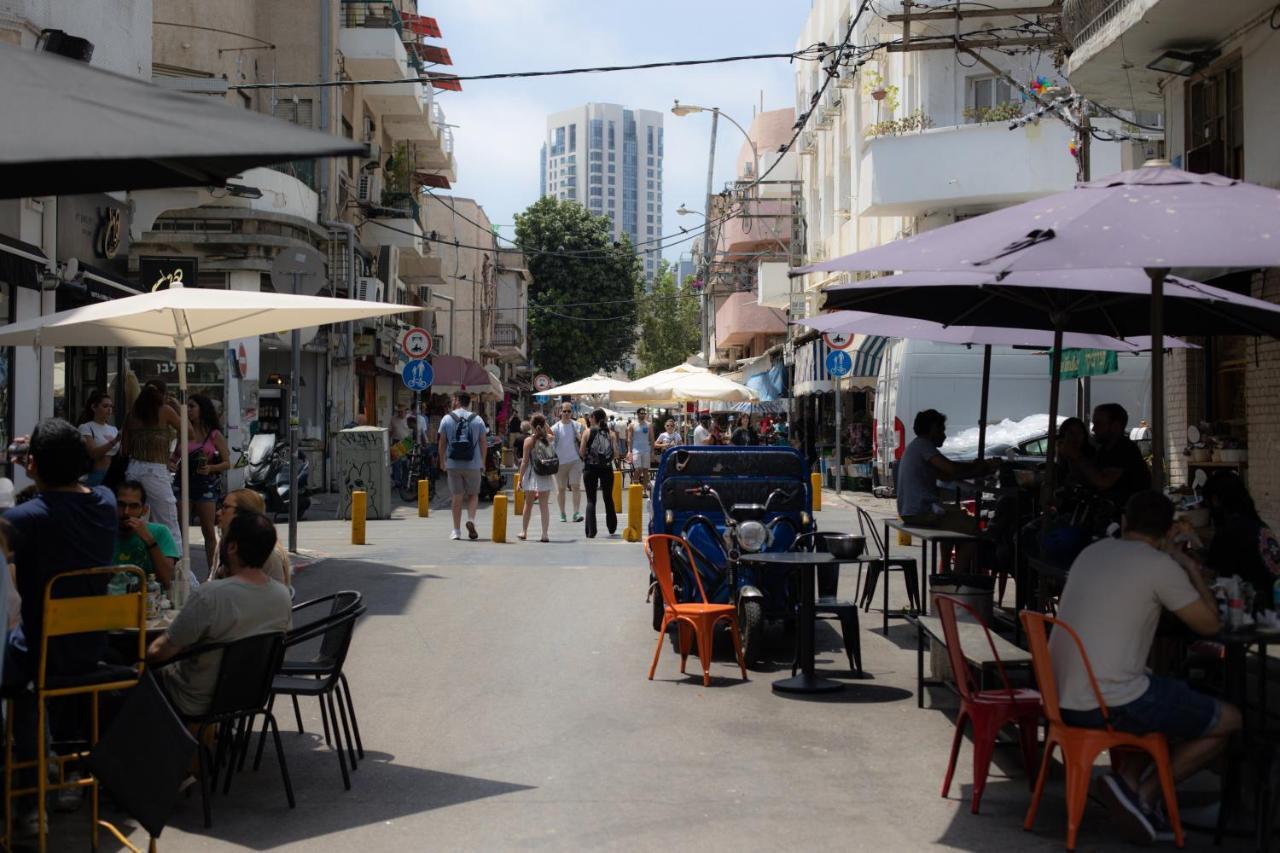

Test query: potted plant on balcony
[863,70,899,113]
[381,142,418,217]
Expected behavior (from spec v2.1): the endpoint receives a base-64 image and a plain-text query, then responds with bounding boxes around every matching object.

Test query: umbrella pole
[176,336,190,607]
[1042,327,1065,509]
[1148,267,1169,493]
[975,344,992,523]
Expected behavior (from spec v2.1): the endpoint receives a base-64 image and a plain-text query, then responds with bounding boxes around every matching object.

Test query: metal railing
[1061,0,1134,49]
[339,0,425,74]
[492,323,522,348]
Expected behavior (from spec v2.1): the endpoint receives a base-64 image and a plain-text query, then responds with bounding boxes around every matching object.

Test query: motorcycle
[245,432,311,520]
[648,446,813,668]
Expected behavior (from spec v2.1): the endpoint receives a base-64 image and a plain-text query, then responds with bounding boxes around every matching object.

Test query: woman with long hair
[77,391,120,486]
[1055,416,1095,490]
[174,394,231,567]
[123,385,185,545]
[578,408,618,538]
[208,488,292,587]
[517,414,554,541]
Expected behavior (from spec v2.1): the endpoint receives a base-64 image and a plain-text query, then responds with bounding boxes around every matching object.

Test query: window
[566,164,576,175]
[646,126,653,152]
[647,156,654,166]
[647,214,654,223]
[566,154,575,163]
[657,128,663,156]
[589,162,603,174]
[607,187,616,196]
[589,174,602,185]
[589,186,603,197]
[608,152,615,162]
[646,203,654,212]
[646,180,654,189]
[589,150,603,162]
[647,226,654,235]
[1186,59,1243,179]
[569,124,576,152]
[589,118,603,149]
[276,98,314,128]
[552,126,566,156]
[966,76,1015,121]
[647,168,654,178]
[608,120,615,148]
[647,191,654,200]
[607,164,616,174]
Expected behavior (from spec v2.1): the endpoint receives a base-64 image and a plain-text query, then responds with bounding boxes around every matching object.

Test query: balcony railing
[340,0,425,73]
[492,322,522,348]
[1061,0,1134,48]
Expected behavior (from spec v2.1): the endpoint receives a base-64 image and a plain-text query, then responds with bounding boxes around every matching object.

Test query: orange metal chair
[935,595,1042,814]
[644,534,747,687]
[1020,611,1185,851]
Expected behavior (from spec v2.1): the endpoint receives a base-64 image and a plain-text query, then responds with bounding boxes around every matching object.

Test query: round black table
[737,551,844,695]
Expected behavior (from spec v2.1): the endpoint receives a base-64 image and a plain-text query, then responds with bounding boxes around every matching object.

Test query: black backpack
[585,427,614,467]
[447,413,477,461]
[531,438,559,476]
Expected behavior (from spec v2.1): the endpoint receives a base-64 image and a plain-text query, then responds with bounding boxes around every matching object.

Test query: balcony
[339,2,414,81]
[384,87,438,143]
[714,291,786,350]
[857,121,1118,217]
[492,322,523,349]
[719,198,793,256]
[1063,0,1275,106]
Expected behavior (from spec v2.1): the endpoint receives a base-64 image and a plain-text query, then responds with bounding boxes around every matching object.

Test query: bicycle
[395,443,439,502]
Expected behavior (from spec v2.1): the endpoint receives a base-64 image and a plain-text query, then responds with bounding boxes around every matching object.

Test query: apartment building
[539,103,664,281]
[1063,0,1280,516]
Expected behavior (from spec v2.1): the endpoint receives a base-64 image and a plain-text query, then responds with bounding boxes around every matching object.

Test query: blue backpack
[447,413,477,461]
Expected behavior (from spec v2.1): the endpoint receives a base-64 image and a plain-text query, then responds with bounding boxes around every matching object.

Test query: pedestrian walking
[76,391,120,488]
[174,393,231,569]
[579,409,617,538]
[627,407,653,493]
[517,414,555,542]
[122,385,184,546]
[550,403,584,522]
[437,392,488,540]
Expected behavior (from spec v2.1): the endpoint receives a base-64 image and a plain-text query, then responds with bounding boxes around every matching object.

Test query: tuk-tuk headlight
[738,521,769,553]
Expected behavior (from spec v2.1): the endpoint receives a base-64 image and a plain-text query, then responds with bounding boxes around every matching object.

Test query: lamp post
[672,101,759,366]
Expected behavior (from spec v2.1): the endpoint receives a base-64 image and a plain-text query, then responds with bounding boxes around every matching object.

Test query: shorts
[901,506,979,535]
[554,459,582,490]
[1060,675,1221,740]
[447,468,482,497]
[632,449,650,470]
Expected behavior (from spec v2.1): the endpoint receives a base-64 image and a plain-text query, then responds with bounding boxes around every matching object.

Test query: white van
[872,341,1153,490]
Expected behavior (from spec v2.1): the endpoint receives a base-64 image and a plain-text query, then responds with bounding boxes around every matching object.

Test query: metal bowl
[820,532,865,560]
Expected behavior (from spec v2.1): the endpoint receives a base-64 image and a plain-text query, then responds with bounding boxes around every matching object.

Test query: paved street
[43,489,1243,852]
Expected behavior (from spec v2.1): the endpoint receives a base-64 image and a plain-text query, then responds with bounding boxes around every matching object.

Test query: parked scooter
[478,435,505,502]
[245,432,311,520]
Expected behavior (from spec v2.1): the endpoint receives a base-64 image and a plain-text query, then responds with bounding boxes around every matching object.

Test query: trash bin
[336,426,391,520]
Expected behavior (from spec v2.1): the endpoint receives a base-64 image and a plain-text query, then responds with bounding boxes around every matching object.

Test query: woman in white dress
[517,413,555,542]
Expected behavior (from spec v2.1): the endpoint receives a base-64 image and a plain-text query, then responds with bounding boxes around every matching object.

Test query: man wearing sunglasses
[114,479,178,589]
[550,403,584,523]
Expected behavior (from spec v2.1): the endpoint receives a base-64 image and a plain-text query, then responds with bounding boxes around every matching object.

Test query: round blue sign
[402,359,433,391]
[825,349,853,377]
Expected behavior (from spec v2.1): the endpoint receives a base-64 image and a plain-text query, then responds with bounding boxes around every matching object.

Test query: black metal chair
[256,603,365,790]
[155,632,294,827]
[854,506,921,633]
[791,532,863,677]
[276,591,365,762]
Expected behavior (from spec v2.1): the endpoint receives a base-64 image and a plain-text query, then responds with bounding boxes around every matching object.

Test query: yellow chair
[3,565,147,853]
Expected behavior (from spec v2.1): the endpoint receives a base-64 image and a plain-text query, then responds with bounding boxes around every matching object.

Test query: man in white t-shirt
[437,393,488,540]
[388,406,410,442]
[1050,490,1240,843]
[627,408,653,492]
[692,414,712,446]
[550,403,583,523]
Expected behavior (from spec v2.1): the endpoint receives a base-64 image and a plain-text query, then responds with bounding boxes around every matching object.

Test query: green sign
[1055,348,1119,380]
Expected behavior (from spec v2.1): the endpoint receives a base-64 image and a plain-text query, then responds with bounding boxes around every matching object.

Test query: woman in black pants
[578,408,617,538]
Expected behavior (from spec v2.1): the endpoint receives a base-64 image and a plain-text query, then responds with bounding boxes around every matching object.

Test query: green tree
[633,259,701,378]
[514,197,641,381]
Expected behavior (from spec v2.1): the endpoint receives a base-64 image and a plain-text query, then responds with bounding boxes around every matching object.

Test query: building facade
[1063,0,1280,518]
[539,103,664,281]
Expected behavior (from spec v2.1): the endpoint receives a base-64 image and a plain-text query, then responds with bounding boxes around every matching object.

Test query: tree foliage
[514,197,641,382]
[633,259,701,378]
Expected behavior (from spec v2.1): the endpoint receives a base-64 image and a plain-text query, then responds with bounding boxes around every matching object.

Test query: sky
[430,0,812,263]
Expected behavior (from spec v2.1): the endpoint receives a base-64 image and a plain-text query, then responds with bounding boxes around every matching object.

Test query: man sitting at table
[1058,402,1151,512]
[1051,490,1240,843]
[896,409,1000,570]
[147,511,291,716]
[113,480,177,589]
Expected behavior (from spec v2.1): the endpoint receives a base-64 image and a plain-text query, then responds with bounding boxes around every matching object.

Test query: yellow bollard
[612,469,622,511]
[418,478,429,518]
[624,483,644,541]
[492,493,508,543]
[811,472,822,511]
[351,490,367,545]
[513,473,524,515]
[898,530,913,547]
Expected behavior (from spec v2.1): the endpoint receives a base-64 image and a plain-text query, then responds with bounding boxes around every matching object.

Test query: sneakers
[560,512,567,523]
[572,513,583,522]
[1097,773,1156,844]
[54,771,83,812]
[450,529,461,540]
[466,520,478,540]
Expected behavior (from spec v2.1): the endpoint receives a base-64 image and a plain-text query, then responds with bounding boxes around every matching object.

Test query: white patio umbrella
[0,282,412,601]
[538,373,631,398]
[612,366,758,406]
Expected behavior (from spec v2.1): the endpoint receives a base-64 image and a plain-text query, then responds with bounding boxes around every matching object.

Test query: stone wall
[1248,269,1280,523]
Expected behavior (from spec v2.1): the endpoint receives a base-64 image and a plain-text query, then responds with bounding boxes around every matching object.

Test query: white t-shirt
[550,419,583,464]
[1050,537,1201,711]
[693,425,711,445]
[630,420,651,453]
[439,408,487,470]
[657,430,681,448]
[78,421,120,456]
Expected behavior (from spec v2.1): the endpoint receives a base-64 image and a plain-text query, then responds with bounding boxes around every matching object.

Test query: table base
[772,673,845,695]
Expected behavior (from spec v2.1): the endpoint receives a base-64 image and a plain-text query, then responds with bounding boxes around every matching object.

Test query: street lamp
[675,204,705,218]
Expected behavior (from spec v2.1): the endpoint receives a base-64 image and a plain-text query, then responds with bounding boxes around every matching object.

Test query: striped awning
[850,334,889,378]
[793,336,885,396]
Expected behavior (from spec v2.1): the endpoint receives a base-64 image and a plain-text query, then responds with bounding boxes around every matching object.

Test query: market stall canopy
[536,373,631,398]
[431,355,500,396]
[611,365,758,405]
[796,310,1199,351]
[0,41,364,199]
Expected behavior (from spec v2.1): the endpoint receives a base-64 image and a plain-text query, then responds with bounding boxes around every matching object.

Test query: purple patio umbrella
[795,163,1280,489]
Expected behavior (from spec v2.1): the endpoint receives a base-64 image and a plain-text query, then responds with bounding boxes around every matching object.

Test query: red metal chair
[935,595,1042,814]
[1020,610,1185,851]
[644,534,747,687]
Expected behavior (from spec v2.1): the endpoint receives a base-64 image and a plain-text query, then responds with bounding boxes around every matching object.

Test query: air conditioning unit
[814,105,833,130]
[798,131,816,154]
[356,172,382,204]
[352,276,385,303]
[825,88,843,114]
[363,142,382,163]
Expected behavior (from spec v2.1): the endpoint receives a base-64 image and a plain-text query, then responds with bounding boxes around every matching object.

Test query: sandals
[539,536,549,543]
[517,531,528,541]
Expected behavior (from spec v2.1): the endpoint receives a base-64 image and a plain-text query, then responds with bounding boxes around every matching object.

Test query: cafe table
[737,551,846,695]
[881,518,981,618]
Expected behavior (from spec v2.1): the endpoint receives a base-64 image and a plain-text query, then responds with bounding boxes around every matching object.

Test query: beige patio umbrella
[539,373,631,398]
[612,364,758,406]
[0,282,412,601]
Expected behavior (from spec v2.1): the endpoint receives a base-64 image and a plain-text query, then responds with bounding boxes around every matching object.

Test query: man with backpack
[578,409,617,538]
[550,403,584,523]
[437,392,488,540]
